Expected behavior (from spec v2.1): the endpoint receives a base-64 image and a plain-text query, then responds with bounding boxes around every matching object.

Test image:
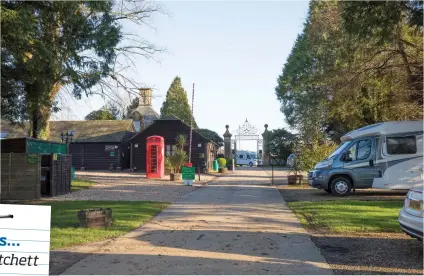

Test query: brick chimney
[139,88,152,106]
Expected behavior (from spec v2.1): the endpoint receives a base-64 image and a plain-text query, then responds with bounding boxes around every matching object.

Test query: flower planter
[218,168,228,173]
[227,165,233,170]
[170,173,181,181]
[78,208,112,228]
[288,175,303,185]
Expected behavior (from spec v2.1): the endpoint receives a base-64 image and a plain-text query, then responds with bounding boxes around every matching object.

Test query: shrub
[217,158,227,168]
[169,134,188,173]
[165,157,173,170]
[298,141,338,172]
[226,158,233,166]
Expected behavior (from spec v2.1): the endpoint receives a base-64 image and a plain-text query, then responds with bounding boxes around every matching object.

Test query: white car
[398,187,423,241]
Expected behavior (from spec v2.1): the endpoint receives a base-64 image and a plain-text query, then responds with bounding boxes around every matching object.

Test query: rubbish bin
[213,160,219,171]
[71,166,76,180]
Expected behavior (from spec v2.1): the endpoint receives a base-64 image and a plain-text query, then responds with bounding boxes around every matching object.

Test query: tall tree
[196,128,224,147]
[160,76,198,128]
[1,0,162,139]
[84,101,121,120]
[275,0,423,143]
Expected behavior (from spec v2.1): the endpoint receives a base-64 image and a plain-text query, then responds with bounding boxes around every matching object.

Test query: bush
[226,158,233,166]
[298,141,338,172]
[217,158,227,168]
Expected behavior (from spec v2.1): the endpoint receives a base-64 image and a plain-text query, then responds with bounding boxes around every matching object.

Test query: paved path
[61,168,332,275]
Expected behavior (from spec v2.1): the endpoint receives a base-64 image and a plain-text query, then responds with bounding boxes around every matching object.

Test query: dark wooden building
[1,120,135,170]
[129,115,217,172]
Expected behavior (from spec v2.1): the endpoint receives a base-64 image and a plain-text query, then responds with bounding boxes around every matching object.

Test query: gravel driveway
[45,171,216,203]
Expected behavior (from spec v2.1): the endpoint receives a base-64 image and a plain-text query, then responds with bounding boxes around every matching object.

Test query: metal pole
[272,164,274,186]
[188,83,194,163]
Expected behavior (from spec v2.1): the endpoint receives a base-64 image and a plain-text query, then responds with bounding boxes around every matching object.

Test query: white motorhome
[235,150,258,167]
[309,121,423,196]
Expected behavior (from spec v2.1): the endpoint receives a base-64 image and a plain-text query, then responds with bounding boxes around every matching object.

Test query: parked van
[236,151,258,167]
[308,121,423,196]
[248,151,263,166]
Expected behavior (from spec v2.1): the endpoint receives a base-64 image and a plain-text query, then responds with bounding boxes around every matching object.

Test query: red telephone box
[146,136,164,179]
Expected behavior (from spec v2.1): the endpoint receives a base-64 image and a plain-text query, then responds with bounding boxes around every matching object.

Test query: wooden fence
[0,153,41,201]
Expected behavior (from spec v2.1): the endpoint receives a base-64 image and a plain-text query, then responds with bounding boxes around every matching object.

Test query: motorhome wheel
[330,177,352,197]
[249,162,253,167]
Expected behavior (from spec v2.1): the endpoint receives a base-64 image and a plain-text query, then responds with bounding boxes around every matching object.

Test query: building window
[166,145,177,156]
[387,136,417,155]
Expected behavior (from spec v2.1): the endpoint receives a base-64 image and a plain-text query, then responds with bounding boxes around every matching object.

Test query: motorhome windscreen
[327,141,350,159]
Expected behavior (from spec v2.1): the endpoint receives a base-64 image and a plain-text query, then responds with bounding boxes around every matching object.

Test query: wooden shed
[1,120,135,170]
[129,114,217,172]
[0,137,72,200]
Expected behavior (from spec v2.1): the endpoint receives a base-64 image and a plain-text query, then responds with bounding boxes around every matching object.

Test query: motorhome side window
[239,154,244,158]
[247,155,251,159]
[387,136,417,155]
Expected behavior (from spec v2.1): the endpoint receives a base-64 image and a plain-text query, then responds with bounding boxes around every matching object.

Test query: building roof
[131,106,159,118]
[130,113,218,146]
[1,120,135,143]
[341,120,424,141]
[160,114,180,121]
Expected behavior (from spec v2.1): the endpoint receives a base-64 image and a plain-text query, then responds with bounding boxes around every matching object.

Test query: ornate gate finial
[245,118,248,122]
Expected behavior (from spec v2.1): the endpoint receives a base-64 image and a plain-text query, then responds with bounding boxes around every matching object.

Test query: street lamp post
[60,131,73,154]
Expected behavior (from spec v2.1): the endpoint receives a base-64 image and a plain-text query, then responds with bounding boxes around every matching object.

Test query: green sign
[182,166,195,180]
[110,151,115,157]
[27,154,39,164]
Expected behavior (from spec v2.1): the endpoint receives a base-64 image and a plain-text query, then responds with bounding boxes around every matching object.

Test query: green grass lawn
[71,178,96,192]
[43,201,169,250]
[288,200,404,233]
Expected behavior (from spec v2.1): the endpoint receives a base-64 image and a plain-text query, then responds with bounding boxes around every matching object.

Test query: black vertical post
[198,166,200,181]
[272,164,274,185]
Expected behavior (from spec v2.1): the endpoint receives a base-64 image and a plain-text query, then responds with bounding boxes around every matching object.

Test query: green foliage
[297,141,338,173]
[1,1,160,138]
[160,76,198,128]
[196,128,224,147]
[217,158,227,168]
[266,128,298,161]
[165,157,173,171]
[226,158,233,167]
[275,0,423,143]
[168,134,188,174]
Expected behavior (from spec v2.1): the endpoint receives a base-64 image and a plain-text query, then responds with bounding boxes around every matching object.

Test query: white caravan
[309,121,423,196]
[236,151,258,167]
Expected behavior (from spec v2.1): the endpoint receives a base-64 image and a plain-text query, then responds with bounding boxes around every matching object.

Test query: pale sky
[54,0,309,151]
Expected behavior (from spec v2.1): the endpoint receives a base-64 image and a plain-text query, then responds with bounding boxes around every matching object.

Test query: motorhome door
[342,137,378,188]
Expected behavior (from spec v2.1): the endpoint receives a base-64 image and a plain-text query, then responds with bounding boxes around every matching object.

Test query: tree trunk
[28,82,61,140]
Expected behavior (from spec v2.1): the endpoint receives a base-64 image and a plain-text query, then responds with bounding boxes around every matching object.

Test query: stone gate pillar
[262,124,270,165]
[223,125,232,159]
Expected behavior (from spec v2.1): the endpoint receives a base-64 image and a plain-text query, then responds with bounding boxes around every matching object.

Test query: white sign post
[0,204,51,276]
